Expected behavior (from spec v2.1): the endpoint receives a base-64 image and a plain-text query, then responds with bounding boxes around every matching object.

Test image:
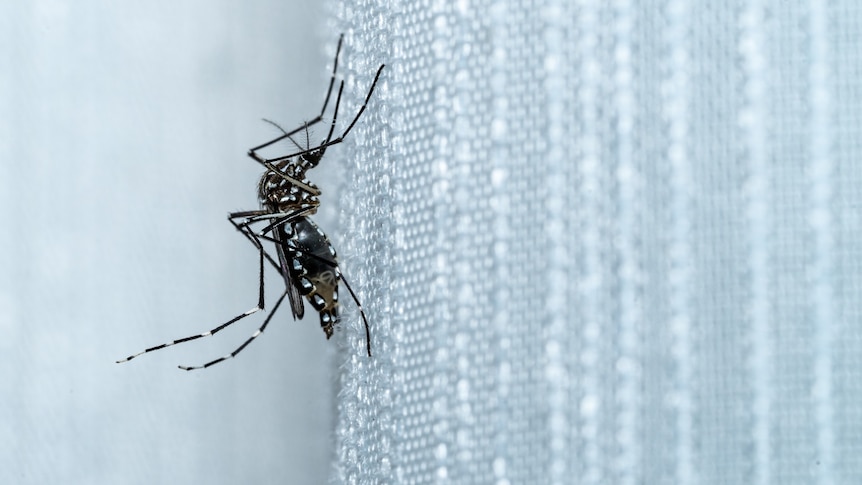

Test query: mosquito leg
[178,290,289,371]
[229,212,281,272]
[338,270,372,357]
[247,34,345,155]
[229,209,268,218]
[234,206,316,242]
[319,33,345,121]
[337,63,385,141]
[230,208,316,275]
[238,212,307,223]
[267,64,385,165]
[228,207,313,271]
[323,81,345,146]
[116,225,267,364]
[255,209,310,237]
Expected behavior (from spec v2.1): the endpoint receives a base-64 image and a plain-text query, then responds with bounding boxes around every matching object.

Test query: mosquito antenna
[262,118,305,151]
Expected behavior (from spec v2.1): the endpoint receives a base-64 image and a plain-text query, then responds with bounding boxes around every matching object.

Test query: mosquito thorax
[257,166,321,214]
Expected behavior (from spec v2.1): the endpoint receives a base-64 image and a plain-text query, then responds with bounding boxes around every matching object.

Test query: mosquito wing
[274,224,306,320]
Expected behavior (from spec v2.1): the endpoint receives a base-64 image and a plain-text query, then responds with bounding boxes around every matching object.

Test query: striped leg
[115,212,270,365]
[178,290,288,371]
[115,245,266,364]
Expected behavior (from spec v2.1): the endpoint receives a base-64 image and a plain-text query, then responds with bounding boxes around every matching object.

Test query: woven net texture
[324,1,862,483]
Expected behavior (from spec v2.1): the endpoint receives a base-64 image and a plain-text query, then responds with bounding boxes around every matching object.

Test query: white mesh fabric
[327,1,862,483]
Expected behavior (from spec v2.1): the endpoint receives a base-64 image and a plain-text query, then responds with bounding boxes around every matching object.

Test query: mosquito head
[300,149,324,169]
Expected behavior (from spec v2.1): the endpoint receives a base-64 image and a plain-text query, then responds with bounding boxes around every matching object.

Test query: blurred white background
[0,2,345,483]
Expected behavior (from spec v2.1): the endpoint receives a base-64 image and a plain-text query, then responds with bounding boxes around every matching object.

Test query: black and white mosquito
[117,35,384,370]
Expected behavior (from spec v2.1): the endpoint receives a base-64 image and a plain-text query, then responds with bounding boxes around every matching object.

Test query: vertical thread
[739,2,774,483]
[613,1,643,483]
[662,0,695,482]
[575,1,606,483]
[543,0,572,483]
[807,1,836,483]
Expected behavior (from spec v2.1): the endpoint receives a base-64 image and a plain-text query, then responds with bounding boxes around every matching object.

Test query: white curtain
[328,0,862,483]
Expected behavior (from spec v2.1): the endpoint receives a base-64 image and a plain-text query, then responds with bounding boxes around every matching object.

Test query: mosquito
[117,35,384,370]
